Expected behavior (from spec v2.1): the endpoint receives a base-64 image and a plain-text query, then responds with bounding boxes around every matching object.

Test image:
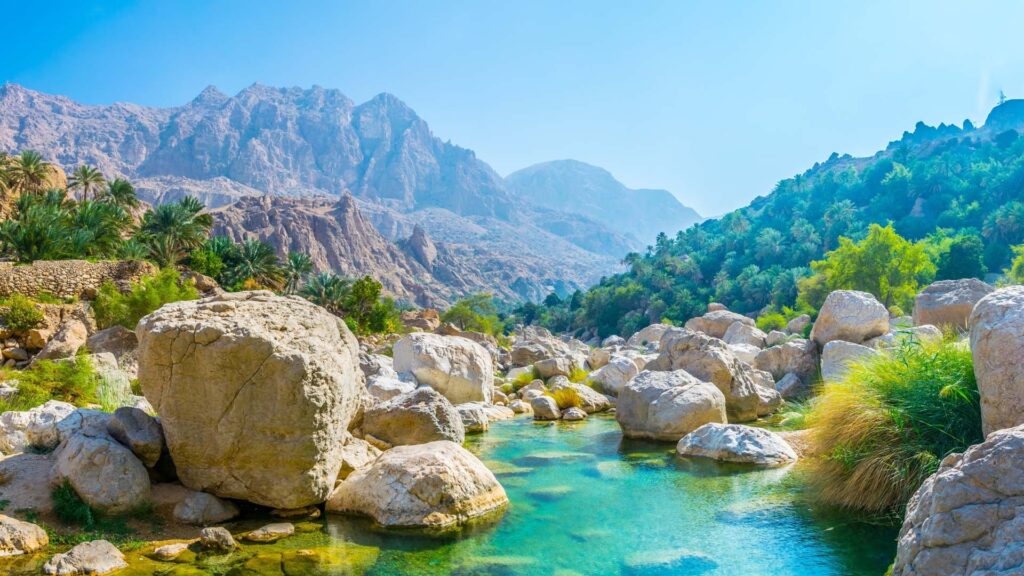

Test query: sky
[3,0,1024,216]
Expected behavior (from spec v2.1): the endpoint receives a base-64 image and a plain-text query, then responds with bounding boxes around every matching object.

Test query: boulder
[136,291,363,509]
[338,434,381,480]
[509,342,548,366]
[723,322,767,348]
[173,490,240,525]
[150,543,189,561]
[534,357,573,380]
[199,527,236,551]
[362,387,465,446]
[754,384,783,417]
[707,302,727,312]
[0,514,48,556]
[676,423,797,466]
[892,424,1024,576]
[969,286,1024,435]
[365,375,416,402]
[106,407,164,468]
[786,314,811,335]
[648,329,761,422]
[866,325,942,350]
[0,453,56,514]
[327,441,508,529]
[684,310,754,339]
[765,330,787,346]
[561,407,587,421]
[913,278,994,330]
[602,335,626,347]
[810,290,889,347]
[820,341,879,382]
[727,343,760,365]
[358,353,396,379]
[244,523,294,543]
[626,323,673,348]
[456,403,489,433]
[42,540,127,575]
[393,333,494,404]
[0,400,77,454]
[33,319,88,362]
[587,347,611,370]
[774,372,808,400]
[616,370,727,441]
[85,326,139,377]
[753,338,819,385]
[549,380,611,414]
[53,432,151,514]
[509,400,532,414]
[588,356,639,396]
[530,396,561,421]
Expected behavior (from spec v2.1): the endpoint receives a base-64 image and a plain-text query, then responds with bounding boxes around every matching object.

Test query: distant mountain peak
[984,99,1024,132]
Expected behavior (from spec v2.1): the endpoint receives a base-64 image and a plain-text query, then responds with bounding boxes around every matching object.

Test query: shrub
[53,480,95,528]
[805,338,981,519]
[546,387,582,410]
[568,366,589,384]
[0,356,99,413]
[511,369,539,391]
[92,268,198,330]
[756,312,787,332]
[2,294,44,333]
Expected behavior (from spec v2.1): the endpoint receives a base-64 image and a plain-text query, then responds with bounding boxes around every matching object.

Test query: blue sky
[3,1,1024,215]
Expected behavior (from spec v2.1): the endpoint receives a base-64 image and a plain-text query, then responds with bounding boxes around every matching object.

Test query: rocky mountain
[0,83,655,302]
[506,160,701,246]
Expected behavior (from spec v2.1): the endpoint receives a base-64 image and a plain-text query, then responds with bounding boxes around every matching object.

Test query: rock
[969,286,1024,435]
[173,491,240,525]
[913,278,994,330]
[327,441,508,529]
[648,329,761,422]
[602,335,626,347]
[106,407,164,468]
[0,514,48,556]
[362,387,465,446]
[676,423,797,465]
[0,453,56,514]
[774,372,808,400]
[723,322,767,348]
[199,527,236,551]
[534,357,574,379]
[491,388,508,405]
[509,400,532,414]
[626,323,673,348]
[393,333,493,404]
[0,400,76,453]
[2,347,27,361]
[707,302,727,312]
[753,338,819,385]
[365,375,416,402]
[338,434,381,480]
[587,347,611,370]
[561,407,587,421]
[150,542,189,561]
[549,380,611,414]
[477,403,514,423]
[530,396,561,420]
[616,370,727,441]
[866,325,943,349]
[727,343,760,365]
[244,522,294,543]
[810,290,889,347]
[892,424,1024,576]
[53,432,151,514]
[42,540,127,575]
[400,309,441,332]
[509,342,548,366]
[820,340,879,382]
[506,365,534,382]
[359,352,396,379]
[786,314,811,335]
[33,319,88,362]
[136,291,363,509]
[622,548,718,576]
[85,326,139,377]
[765,330,787,346]
[684,310,754,339]
[755,384,782,417]
[456,402,489,433]
[588,356,639,396]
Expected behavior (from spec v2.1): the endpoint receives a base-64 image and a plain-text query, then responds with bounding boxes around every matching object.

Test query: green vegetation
[53,480,96,527]
[50,480,155,548]
[805,338,981,519]
[755,311,788,332]
[298,272,401,335]
[546,387,582,410]
[442,293,505,336]
[0,356,100,413]
[2,293,44,332]
[567,366,589,384]
[1007,244,1024,284]
[92,268,199,330]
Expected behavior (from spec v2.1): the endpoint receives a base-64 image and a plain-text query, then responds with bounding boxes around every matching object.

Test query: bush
[53,480,95,528]
[756,312,787,332]
[92,268,198,330]
[2,294,44,333]
[0,356,99,413]
[546,387,582,410]
[511,369,539,391]
[805,338,981,519]
[568,366,589,384]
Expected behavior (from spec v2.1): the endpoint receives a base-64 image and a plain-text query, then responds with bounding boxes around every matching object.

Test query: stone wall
[0,260,157,300]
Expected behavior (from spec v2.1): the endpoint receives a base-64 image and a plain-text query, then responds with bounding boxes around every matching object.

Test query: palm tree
[100,178,140,210]
[300,272,351,313]
[282,252,313,294]
[137,197,213,267]
[7,151,51,194]
[69,165,106,202]
[229,240,284,290]
[68,200,132,258]
[0,190,73,261]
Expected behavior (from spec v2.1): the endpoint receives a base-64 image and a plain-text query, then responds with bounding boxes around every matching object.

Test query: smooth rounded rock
[393,333,494,403]
[677,423,797,466]
[810,290,889,347]
[617,370,727,441]
[970,286,1024,435]
[362,387,465,446]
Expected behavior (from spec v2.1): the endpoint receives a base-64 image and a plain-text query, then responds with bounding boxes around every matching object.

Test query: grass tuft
[568,366,590,384]
[511,368,540,391]
[546,387,582,410]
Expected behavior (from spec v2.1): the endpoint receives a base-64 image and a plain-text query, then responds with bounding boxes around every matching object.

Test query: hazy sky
[4,0,1024,215]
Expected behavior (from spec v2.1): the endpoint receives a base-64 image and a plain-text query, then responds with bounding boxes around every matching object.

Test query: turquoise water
[323,414,898,575]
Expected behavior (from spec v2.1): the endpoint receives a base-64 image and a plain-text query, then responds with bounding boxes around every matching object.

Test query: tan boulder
[969,286,1024,435]
[913,278,993,330]
[810,290,889,347]
[616,370,726,441]
[0,514,48,556]
[362,387,465,446]
[677,423,797,466]
[393,333,494,404]
[684,310,754,339]
[42,539,127,575]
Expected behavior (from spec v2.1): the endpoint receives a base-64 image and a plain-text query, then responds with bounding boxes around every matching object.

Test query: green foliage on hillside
[441,293,505,336]
[520,120,1024,336]
[298,272,401,335]
[2,293,44,333]
[93,268,199,330]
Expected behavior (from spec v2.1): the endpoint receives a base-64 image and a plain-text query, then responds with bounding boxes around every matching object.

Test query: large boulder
[549,379,611,414]
[676,423,797,466]
[455,402,489,433]
[0,514,48,556]
[892,424,1024,576]
[327,441,508,529]
[84,326,139,377]
[33,319,88,362]
[530,395,561,420]
[810,290,889,347]
[626,323,673,348]
[534,357,574,380]
[723,322,767,348]
[0,400,77,454]
[786,314,811,335]
[969,286,1024,435]
[647,329,761,422]
[136,291,363,509]
[913,278,994,330]
[362,387,465,447]
[365,375,416,402]
[42,540,127,575]
[684,310,754,339]
[106,407,164,468]
[393,333,493,404]
[338,434,381,480]
[753,338,819,385]
[616,370,727,441]
[820,340,879,383]
[53,432,151,514]
[588,356,639,396]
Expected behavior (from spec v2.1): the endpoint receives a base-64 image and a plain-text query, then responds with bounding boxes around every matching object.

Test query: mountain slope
[506,159,701,245]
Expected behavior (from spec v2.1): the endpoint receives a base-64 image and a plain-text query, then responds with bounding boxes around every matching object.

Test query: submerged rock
[42,540,127,575]
[622,548,717,576]
[676,423,797,466]
[244,522,295,543]
[327,440,508,529]
[199,527,236,551]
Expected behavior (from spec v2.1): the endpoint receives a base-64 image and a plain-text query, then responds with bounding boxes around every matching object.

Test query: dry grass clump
[546,387,582,410]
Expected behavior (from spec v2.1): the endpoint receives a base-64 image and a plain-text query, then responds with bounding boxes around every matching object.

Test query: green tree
[137,197,213,267]
[6,151,51,194]
[937,235,986,280]
[68,165,106,201]
[282,252,313,294]
[227,240,283,290]
[100,178,140,210]
[1006,245,1024,284]
[442,293,504,336]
